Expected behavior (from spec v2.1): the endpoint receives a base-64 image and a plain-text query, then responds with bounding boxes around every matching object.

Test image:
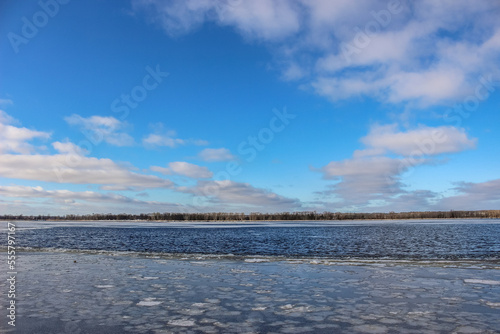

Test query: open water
[11,219,500,260]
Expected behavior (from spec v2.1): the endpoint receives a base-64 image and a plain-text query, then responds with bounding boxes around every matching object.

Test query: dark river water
[9,219,500,260]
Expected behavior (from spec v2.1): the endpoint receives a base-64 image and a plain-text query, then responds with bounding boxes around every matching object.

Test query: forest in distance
[1,210,500,222]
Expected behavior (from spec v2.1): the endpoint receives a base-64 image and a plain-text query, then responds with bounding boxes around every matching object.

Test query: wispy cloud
[0,185,187,215]
[198,147,235,162]
[178,180,301,210]
[436,179,500,210]
[132,0,301,40]
[142,123,208,148]
[65,114,135,146]
[0,99,13,107]
[317,156,409,206]
[151,161,213,178]
[354,124,477,158]
[143,133,185,147]
[0,185,137,204]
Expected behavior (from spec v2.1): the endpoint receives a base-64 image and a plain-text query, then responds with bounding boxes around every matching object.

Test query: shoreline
[2,217,500,223]
[1,251,499,333]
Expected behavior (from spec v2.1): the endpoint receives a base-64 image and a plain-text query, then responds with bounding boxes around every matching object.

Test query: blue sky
[1,0,500,215]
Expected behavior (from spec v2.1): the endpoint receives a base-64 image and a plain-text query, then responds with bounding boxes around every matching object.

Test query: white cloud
[306,1,500,105]
[132,0,213,36]
[143,133,186,147]
[310,189,439,213]
[0,110,51,154]
[0,112,173,195]
[0,99,13,106]
[0,181,302,214]
[0,185,188,215]
[198,147,235,162]
[318,156,409,205]
[142,125,208,148]
[385,68,466,104]
[178,180,301,210]
[52,141,88,155]
[281,62,307,81]
[321,156,403,179]
[0,185,133,203]
[370,190,438,213]
[151,161,213,178]
[134,0,500,106]
[65,114,135,146]
[437,179,500,210]
[216,0,301,40]
[150,165,172,175]
[133,0,301,40]
[355,124,477,157]
[0,179,303,214]
[316,124,476,207]
[0,153,174,190]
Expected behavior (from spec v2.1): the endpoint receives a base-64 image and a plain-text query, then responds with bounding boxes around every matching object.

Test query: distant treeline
[1,210,500,221]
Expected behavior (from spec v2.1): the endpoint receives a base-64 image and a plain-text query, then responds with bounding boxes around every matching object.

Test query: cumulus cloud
[133,0,500,106]
[315,124,476,207]
[0,110,51,154]
[178,180,301,210]
[65,114,135,146]
[151,161,213,178]
[198,147,235,162]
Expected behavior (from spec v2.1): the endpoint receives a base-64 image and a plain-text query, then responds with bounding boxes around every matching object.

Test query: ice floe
[463,279,500,285]
[137,298,162,306]
[480,299,500,308]
[167,319,196,326]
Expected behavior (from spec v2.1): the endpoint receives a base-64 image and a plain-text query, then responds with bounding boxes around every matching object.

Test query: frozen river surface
[1,220,500,333]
